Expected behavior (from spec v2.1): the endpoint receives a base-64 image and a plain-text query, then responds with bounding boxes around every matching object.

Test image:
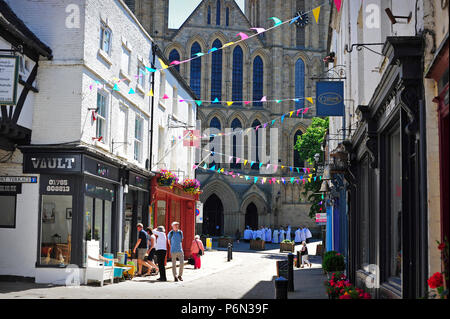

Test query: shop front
[21,147,122,283]
[150,177,199,259]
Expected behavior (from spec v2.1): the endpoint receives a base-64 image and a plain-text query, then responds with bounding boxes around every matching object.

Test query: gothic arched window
[168,49,180,72]
[293,130,303,168]
[209,117,221,168]
[295,58,305,109]
[253,56,264,107]
[226,7,230,26]
[190,42,202,97]
[210,39,223,103]
[216,0,221,25]
[232,46,243,105]
[207,6,211,24]
[251,119,261,169]
[230,118,242,169]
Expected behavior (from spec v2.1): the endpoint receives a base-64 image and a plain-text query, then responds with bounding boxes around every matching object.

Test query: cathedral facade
[126,0,331,236]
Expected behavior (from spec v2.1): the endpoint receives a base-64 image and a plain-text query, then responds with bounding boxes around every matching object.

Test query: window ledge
[158,101,166,111]
[119,69,131,83]
[94,139,109,151]
[136,84,146,95]
[98,49,112,66]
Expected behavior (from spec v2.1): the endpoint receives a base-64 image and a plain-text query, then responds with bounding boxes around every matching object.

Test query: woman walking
[145,227,159,275]
[190,235,205,269]
[300,241,312,268]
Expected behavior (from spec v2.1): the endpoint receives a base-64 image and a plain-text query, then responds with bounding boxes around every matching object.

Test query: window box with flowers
[181,178,201,195]
[280,240,295,253]
[157,169,178,187]
[325,272,372,299]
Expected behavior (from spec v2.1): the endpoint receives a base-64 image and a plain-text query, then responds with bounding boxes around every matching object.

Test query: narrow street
[0,243,326,299]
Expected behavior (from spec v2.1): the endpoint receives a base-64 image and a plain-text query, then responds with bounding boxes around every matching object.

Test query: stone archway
[203,194,224,236]
[245,202,258,230]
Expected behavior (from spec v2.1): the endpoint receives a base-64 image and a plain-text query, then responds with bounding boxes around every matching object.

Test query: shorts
[147,248,156,261]
[137,248,147,260]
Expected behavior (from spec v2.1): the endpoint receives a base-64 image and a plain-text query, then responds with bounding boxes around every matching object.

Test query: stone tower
[125,0,331,236]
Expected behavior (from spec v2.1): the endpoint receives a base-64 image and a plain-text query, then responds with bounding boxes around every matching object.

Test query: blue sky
[169,0,245,28]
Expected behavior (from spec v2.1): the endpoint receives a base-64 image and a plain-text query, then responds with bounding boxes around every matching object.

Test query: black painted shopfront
[344,37,428,299]
[21,147,122,268]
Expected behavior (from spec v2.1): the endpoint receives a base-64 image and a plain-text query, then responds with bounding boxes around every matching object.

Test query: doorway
[203,194,224,236]
[245,202,258,230]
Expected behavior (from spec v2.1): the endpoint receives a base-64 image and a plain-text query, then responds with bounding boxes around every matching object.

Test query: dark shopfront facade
[21,146,129,274]
[344,37,428,299]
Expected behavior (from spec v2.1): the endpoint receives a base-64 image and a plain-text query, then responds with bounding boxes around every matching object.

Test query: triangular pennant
[128,88,135,94]
[236,158,241,163]
[195,100,202,106]
[244,160,248,165]
[146,89,153,96]
[290,15,301,24]
[271,119,276,125]
[281,115,285,123]
[210,165,216,171]
[223,42,235,47]
[113,83,120,91]
[306,97,314,104]
[276,100,282,103]
[244,101,251,105]
[213,97,220,103]
[269,17,283,27]
[158,58,168,69]
[208,47,218,53]
[260,96,267,102]
[162,94,169,99]
[236,32,249,41]
[259,162,263,168]
[334,0,342,12]
[227,101,233,106]
[250,27,266,34]
[289,111,294,117]
[145,67,156,72]
[195,52,205,57]
[312,7,321,23]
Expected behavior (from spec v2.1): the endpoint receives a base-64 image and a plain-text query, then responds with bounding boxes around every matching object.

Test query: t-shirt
[301,245,309,255]
[148,234,156,250]
[152,230,167,250]
[138,230,148,249]
[168,230,183,253]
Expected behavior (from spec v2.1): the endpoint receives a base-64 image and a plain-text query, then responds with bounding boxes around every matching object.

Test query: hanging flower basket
[181,178,201,194]
[157,169,178,187]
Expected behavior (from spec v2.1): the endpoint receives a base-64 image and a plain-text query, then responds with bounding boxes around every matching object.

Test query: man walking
[152,225,168,281]
[133,223,152,276]
[168,221,184,282]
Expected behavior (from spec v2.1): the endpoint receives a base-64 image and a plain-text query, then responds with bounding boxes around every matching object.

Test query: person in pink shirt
[190,235,205,269]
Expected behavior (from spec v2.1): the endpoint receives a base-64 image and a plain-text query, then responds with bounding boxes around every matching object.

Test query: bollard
[274,276,288,299]
[296,251,300,268]
[227,243,233,262]
[287,253,294,292]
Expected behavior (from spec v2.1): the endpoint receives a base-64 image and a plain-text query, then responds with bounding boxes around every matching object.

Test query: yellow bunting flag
[289,111,294,117]
[146,89,153,96]
[276,180,280,184]
[312,7,321,23]
[306,97,314,104]
[223,42,235,47]
[244,160,248,165]
[158,58,168,69]
[227,101,233,106]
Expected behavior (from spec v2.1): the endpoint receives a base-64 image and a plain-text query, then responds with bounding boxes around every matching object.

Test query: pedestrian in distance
[190,235,205,269]
[145,227,159,275]
[235,229,241,244]
[133,223,154,276]
[152,225,168,281]
[300,241,312,268]
[168,221,184,282]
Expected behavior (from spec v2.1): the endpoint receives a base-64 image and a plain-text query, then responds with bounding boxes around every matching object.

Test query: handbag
[196,240,203,256]
[187,257,195,265]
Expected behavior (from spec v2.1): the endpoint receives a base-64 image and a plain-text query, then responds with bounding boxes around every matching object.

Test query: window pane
[190,42,202,97]
[121,46,130,74]
[253,56,263,107]
[0,196,15,227]
[40,195,72,265]
[210,39,223,102]
[169,49,180,72]
[216,0,221,25]
[104,200,112,253]
[232,46,243,105]
[95,198,103,250]
[359,158,370,267]
[293,130,303,167]
[295,59,305,109]
[157,200,166,226]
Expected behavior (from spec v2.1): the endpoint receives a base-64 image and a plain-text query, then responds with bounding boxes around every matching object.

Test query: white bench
[85,240,114,286]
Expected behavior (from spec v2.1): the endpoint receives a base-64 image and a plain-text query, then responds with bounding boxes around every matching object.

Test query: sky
[169,0,245,29]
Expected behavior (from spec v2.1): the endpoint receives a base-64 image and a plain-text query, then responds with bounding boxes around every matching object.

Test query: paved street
[0,242,326,299]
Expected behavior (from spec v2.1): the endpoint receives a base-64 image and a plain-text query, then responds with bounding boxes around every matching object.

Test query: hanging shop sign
[316,81,344,116]
[23,153,82,174]
[315,213,327,223]
[0,55,19,105]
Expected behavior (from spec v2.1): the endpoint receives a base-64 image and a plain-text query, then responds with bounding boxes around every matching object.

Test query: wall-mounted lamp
[384,8,412,24]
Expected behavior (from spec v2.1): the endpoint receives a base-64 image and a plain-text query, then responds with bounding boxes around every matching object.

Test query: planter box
[250,239,265,250]
[280,242,295,253]
[218,237,233,248]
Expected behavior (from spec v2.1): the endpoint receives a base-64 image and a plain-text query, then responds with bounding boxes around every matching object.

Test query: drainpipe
[149,43,157,170]
[419,98,428,296]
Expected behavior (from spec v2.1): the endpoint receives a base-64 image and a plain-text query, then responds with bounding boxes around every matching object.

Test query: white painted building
[0,0,197,284]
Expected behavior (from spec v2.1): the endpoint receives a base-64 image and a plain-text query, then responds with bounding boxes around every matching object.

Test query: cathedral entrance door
[203,194,224,236]
[245,202,258,230]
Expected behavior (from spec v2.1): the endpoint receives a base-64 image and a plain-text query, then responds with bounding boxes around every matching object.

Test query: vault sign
[0,55,19,105]
[23,153,82,174]
[316,81,344,116]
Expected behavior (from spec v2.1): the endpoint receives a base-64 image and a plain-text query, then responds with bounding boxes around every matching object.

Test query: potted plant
[250,237,265,250]
[218,236,233,248]
[181,178,201,194]
[280,239,295,253]
[325,272,371,299]
[157,169,178,187]
[322,251,345,276]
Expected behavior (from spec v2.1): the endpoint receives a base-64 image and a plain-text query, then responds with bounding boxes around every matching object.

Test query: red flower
[427,272,444,289]
[339,294,352,299]
[363,293,371,299]
[438,242,446,250]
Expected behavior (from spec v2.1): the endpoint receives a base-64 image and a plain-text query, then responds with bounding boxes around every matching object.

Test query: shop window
[134,115,144,162]
[96,91,108,142]
[0,195,16,228]
[386,129,402,282]
[99,22,112,55]
[40,195,72,266]
[157,200,166,226]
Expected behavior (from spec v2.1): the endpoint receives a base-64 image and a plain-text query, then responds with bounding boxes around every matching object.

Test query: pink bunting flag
[170,60,180,65]
[307,168,310,174]
[236,32,249,41]
[266,164,271,169]
[192,165,198,170]
[261,96,267,102]
[244,101,251,105]
[334,0,342,12]
[236,158,241,163]
[273,165,278,171]
[229,156,233,162]
[255,125,260,131]
[250,27,266,34]
[303,107,309,114]
[163,94,169,99]
[179,99,185,102]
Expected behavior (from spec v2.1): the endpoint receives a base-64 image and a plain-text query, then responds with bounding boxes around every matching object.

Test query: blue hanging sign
[316,81,344,116]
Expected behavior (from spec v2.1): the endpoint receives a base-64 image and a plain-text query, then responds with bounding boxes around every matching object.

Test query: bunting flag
[312,6,321,23]
[146,89,153,96]
[146,66,156,73]
[334,0,342,12]
[158,58,168,69]
[113,83,119,91]
[250,27,266,34]
[227,101,233,106]
[306,97,314,104]
[261,96,267,102]
[236,32,249,41]
[128,88,135,94]
[223,42,235,47]
[269,17,283,27]
[163,94,169,99]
